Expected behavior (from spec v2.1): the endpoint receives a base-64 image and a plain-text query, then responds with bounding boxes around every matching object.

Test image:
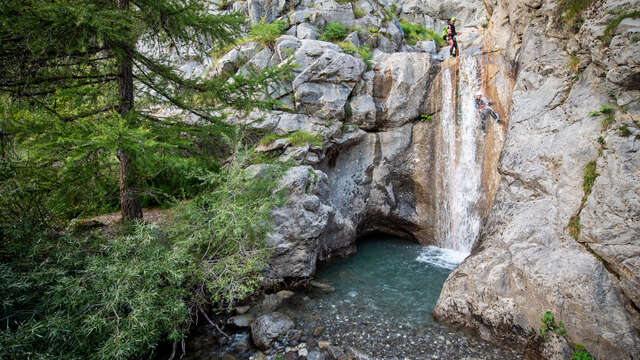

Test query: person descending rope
[474,92,501,134]
[442,17,460,57]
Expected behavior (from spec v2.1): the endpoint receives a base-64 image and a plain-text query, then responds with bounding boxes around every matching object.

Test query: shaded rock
[251,312,295,349]
[236,305,251,315]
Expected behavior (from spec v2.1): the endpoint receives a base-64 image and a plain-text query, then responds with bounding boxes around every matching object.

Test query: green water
[314,235,456,324]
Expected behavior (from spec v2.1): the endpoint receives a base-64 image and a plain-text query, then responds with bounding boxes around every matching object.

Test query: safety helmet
[475,92,482,97]
[451,17,456,22]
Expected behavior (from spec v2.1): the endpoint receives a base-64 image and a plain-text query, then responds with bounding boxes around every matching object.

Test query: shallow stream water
[184,235,523,360]
[277,235,523,359]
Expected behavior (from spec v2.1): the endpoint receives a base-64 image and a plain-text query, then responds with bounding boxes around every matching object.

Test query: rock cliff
[433,1,640,359]
[168,0,639,358]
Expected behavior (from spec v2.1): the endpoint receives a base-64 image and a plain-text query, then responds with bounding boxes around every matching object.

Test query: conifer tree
[0,0,285,221]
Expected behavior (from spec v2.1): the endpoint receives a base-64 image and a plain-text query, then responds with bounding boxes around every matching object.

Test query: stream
[276,235,522,359]
[185,235,523,360]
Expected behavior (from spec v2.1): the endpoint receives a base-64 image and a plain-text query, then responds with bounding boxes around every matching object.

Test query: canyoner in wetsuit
[442,17,459,57]
[474,93,501,134]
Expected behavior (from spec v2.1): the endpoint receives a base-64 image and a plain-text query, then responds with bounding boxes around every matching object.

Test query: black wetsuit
[447,23,458,57]
[475,96,500,132]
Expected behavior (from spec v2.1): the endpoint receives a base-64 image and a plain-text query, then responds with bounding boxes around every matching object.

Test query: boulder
[251,312,295,349]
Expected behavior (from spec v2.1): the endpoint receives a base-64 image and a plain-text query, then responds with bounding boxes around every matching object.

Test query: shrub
[338,41,358,54]
[320,22,347,42]
[353,5,365,18]
[568,215,581,239]
[357,46,373,71]
[540,311,567,338]
[619,124,632,137]
[249,20,288,44]
[571,345,593,360]
[583,160,599,198]
[399,20,444,47]
[419,114,432,123]
[599,105,615,113]
[558,0,595,23]
[0,158,287,360]
[287,130,323,147]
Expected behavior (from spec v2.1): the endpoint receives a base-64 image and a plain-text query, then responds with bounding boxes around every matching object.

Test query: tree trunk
[116,0,142,221]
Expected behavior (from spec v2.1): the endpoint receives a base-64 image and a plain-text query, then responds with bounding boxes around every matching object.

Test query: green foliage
[357,46,374,71]
[619,124,632,137]
[353,5,366,18]
[583,160,599,198]
[345,101,353,117]
[597,136,605,145]
[287,130,323,147]
[540,311,567,339]
[568,215,581,239]
[602,112,616,130]
[0,0,291,221]
[571,345,593,360]
[320,22,347,42]
[419,114,432,123]
[599,105,615,113]
[321,22,346,42]
[483,23,489,28]
[259,131,323,147]
[602,10,640,44]
[588,106,616,130]
[568,54,580,72]
[399,21,444,47]
[0,155,288,360]
[249,20,289,44]
[557,0,595,28]
[338,41,358,54]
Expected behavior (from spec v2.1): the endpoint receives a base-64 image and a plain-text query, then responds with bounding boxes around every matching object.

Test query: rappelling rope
[451,42,459,251]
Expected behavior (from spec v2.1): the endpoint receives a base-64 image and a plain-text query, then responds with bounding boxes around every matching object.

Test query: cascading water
[434,55,484,255]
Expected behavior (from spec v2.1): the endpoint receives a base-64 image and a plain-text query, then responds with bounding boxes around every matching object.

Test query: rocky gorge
[169,0,640,358]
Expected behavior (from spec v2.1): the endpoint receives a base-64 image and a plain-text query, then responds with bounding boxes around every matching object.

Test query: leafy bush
[0,158,287,360]
[399,20,444,47]
[320,22,347,42]
[419,114,432,123]
[250,20,288,44]
[287,130,323,146]
[619,124,632,137]
[338,41,358,54]
[599,105,615,113]
[571,345,593,360]
[357,46,373,71]
[540,311,567,338]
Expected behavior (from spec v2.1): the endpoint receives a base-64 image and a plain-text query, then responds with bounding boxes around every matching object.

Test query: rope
[451,46,459,251]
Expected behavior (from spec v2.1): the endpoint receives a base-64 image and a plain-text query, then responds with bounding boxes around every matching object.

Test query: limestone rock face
[434,1,640,359]
[372,53,438,128]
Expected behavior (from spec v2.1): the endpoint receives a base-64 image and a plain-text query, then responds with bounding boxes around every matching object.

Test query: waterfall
[435,56,483,254]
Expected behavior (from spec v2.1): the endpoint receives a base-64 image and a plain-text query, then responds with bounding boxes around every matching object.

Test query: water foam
[416,246,469,270]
